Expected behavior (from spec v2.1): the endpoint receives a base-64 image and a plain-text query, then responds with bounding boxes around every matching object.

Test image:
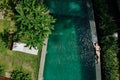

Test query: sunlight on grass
[0,43,41,80]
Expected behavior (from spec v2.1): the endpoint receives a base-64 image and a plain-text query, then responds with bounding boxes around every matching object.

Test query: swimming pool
[43,0,96,80]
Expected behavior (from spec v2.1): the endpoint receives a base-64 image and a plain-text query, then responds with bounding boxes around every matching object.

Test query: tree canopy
[15,0,56,49]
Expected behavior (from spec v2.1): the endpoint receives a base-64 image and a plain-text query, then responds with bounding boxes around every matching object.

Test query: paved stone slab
[86,0,102,80]
[12,42,38,55]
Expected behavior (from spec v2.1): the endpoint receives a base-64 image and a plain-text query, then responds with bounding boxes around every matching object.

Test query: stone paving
[86,0,102,80]
[38,39,48,80]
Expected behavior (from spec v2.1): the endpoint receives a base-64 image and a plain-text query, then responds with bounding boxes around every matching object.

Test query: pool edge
[86,0,102,80]
[38,38,48,80]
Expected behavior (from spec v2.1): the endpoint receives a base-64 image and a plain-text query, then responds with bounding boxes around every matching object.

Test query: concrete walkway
[38,38,48,80]
[86,0,102,80]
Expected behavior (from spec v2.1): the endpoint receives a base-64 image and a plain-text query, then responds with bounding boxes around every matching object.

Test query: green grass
[0,38,41,80]
[0,19,10,33]
[0,17,42,80]
[0,65,5,76]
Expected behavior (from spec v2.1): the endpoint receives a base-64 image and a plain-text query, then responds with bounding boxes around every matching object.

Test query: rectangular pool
[43,0,96,80]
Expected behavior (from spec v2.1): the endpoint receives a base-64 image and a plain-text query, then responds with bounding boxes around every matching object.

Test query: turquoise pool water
[43,0,96,80]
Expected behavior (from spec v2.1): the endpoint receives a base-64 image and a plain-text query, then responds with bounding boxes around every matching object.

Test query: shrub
[0,37,7,53]
[0,65,5,76]
[0,0,17,49]
[11,69,31,80]
[14,0,56,49]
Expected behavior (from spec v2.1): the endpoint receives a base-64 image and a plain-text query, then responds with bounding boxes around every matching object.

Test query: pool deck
[86,0,102,80]
[38,38,48,80]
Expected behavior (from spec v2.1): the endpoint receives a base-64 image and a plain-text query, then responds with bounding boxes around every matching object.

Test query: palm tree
[15,0,56,49]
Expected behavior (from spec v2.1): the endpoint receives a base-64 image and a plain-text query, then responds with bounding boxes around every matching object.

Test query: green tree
[0,0,17,49]
[15,0,56,48]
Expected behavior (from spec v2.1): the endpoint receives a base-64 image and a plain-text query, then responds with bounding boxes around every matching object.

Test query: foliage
[0,1,18,34]
[0,19,9,33]
[102,38,119,80]
[11,69,31,80]
[0,0,55,49]
[0,38,7,52]
[0,0,10,10]
[93,0,119,80]
[0,65,5,76]
[0,1,44,80]
[0,0,17,42]
[0,0,13,18]
[0,0,19,11]
[15,0,56,48]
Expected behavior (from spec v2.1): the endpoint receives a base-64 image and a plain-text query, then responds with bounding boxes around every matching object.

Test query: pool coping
[38,38,48,80]
[86,0,102,80]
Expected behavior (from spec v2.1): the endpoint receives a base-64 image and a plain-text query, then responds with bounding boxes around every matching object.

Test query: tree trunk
[8,34,13,50]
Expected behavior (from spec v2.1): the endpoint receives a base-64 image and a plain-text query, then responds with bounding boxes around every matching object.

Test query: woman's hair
[94,42,98,46]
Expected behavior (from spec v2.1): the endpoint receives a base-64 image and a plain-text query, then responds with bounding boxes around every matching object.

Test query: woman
[93,42,101,64]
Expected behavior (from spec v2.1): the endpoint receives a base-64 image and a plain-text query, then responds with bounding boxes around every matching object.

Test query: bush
[0,65,5,76]
[11,69,31,80]
[14,0,56,49]
[0,0,55,49]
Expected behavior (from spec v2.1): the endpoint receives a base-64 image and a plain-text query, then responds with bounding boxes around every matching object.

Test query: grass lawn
[0,38,41,80]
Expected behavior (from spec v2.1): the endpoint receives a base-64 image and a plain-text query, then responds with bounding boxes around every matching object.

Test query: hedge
[11,69,31,80]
